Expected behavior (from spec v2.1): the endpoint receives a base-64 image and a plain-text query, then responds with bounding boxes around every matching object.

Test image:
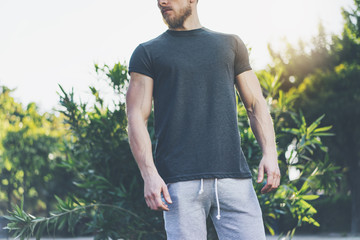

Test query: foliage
[41,63,162,239]
[265,0,360,234]
[295,63,360,234]
[0,86,72,215]
[5,196,154,240]
[3,61,337,240]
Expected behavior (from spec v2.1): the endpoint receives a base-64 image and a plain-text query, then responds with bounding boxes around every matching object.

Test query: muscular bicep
[126,72,154,122]
[235,70,264,113]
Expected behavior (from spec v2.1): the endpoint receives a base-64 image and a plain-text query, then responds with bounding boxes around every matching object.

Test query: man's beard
[163,4,192,29]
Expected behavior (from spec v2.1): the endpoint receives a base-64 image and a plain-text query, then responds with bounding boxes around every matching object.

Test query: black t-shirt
[129,27,252,183]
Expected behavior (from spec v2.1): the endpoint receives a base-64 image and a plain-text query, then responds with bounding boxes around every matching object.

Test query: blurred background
[0,0,359,239]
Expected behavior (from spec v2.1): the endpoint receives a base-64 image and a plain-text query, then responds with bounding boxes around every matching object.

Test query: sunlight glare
[267,0,320,44]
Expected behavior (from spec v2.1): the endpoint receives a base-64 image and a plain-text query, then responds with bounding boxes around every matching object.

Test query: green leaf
[265,222,275,236]
[290,112,301,127]
[313,220,320,227]
[301,195,320,200]
[313,132,335,136]
[282,128,300,135]
[313,125,332,132]
[299,134,307,147]
[299,181,309,194]
[307,114,325,133]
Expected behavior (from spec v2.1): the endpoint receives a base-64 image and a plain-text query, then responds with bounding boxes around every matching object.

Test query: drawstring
[215,178,221,220]
[198,178,221,220]
[198,178,204,194]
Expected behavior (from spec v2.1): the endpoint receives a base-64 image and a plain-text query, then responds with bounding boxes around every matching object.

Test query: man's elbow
[245,97,267,117]
[245,106,254,117]
[244,98,257,117]
[127,107,150,128]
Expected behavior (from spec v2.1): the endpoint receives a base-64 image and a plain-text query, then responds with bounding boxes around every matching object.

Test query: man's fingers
[257,164,264,183]
[146,193,169,211]
[261,182,272,194]
[261,171,281,194]
[272,170,280,188]
[143,174,171,211]
[162,185,172,204]
[154,194,169,211]
[145,194,156,210]
[275,172,281,188]
[261,171,274,193]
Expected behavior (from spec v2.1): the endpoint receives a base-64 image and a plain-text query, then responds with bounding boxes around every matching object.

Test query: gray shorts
[163,178,266,240]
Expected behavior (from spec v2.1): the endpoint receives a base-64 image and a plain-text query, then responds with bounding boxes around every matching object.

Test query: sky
[0,0,355,113]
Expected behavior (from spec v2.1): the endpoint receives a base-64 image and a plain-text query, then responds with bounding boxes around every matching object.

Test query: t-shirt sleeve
[233,35,252,76]
[128,44,154,79]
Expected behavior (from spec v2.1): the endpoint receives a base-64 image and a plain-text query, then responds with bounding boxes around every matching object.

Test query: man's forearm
[247,98,277,158]
[127,112,172,210]
[236,71,280,192]
[127,113,158,179]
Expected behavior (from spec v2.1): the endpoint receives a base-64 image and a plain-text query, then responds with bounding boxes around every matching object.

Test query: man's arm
[235,70,280,194]
[126,72,172,210]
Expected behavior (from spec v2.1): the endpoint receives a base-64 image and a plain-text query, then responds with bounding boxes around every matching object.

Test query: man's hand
[144,172,172,211]
[257,154,281,194]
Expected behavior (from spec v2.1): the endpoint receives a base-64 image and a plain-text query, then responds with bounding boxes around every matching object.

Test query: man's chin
[162,19,183,30]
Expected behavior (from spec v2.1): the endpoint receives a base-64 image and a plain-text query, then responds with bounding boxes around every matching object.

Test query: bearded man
[126,0,280,239]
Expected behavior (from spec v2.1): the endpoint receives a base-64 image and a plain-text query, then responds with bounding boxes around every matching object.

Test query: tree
[295,63,360,234]
[0,86,23,211]
[267,21,336,92]
[265,0,360,234]
[0,86,73,216]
